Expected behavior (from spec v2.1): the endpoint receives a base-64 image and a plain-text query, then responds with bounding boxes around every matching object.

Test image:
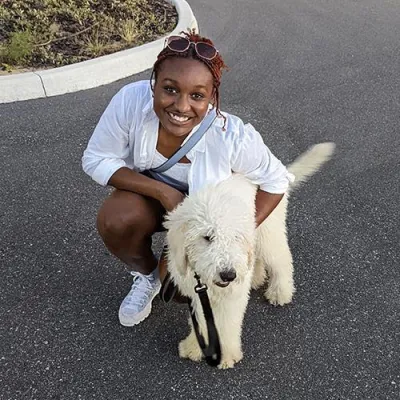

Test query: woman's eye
[164,86,177,94]
[192,93,205,100]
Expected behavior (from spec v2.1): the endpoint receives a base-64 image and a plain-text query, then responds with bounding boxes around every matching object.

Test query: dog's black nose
[219,270,237,282]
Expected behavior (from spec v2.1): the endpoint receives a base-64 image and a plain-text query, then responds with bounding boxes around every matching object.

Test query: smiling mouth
[167,112,191,124]
[214,281,230,288]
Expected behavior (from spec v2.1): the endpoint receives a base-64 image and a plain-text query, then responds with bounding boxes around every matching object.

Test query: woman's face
[153,57,215,138]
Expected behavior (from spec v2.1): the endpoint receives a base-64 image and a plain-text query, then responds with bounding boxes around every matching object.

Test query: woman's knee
[97,207,134,241]
[96,191,161,241]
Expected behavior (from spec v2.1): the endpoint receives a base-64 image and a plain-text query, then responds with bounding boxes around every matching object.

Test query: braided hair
[151,30,228,122]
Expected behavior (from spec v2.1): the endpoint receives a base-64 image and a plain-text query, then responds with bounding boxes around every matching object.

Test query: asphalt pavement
[1,0,399,399]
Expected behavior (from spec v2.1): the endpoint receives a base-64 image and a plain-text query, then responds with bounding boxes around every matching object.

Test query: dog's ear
[163,215,188,277]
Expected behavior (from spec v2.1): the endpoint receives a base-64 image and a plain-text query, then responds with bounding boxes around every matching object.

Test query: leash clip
[194,273,208,293]
[195,283,208,293]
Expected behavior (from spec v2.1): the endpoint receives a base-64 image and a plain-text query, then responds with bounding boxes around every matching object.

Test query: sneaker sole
[118,285,161,327]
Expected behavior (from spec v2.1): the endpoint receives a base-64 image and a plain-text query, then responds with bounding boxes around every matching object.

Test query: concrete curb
[0,0,197,104]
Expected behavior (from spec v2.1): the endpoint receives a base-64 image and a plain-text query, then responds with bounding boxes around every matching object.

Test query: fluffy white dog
[163,142,335,369]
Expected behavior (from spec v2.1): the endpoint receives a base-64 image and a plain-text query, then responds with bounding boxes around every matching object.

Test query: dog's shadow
[150,298,190,356]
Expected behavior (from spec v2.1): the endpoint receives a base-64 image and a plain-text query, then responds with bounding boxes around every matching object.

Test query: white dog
[163,142,335,369]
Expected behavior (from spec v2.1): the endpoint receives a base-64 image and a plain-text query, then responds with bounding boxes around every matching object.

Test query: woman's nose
[175,94,191,113]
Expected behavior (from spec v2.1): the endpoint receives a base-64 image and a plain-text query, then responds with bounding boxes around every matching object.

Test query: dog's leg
[213,283,251,369]
[178,317,204,362]
[264,244,295,306]
[251,258,266,289]
[259,221,295,306]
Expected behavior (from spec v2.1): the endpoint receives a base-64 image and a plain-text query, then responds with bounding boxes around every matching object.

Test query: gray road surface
[1,0,399,399]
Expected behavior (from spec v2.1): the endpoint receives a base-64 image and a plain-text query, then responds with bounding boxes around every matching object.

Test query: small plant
[1,63,13,73]
[83,30,109,57]
[0,30,34,65]
[118,19,138,44]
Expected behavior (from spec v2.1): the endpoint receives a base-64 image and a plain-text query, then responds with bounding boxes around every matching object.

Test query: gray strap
[151,109,217,173]
[145,170,189,193]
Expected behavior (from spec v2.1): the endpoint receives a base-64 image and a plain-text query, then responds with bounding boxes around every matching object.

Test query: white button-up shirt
[82,80,294,194]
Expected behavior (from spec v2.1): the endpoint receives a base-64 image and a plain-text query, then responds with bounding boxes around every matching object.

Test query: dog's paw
[218,350,243,369]
[251,261,267,289]
[179,336,203,362]
[265,284,294,306]
[251,271,266,290]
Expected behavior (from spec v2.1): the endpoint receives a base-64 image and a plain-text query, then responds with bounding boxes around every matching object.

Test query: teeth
[169,112,189,122]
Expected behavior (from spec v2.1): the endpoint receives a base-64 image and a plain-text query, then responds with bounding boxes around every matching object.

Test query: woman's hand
[107,168,181,207]
[157,185,186,212]
[108,167,186,211]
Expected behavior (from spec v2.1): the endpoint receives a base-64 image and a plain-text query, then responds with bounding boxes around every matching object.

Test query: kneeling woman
[82,31,293,326]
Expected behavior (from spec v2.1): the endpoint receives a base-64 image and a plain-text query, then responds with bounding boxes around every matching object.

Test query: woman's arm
[108,167,185,212]
[255,189,284,227]
[231,123,293,225]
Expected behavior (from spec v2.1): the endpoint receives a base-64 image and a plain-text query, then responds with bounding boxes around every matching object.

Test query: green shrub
[0,30,34,64]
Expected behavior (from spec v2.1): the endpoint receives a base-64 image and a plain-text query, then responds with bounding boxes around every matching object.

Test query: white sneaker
[118,270,161,326]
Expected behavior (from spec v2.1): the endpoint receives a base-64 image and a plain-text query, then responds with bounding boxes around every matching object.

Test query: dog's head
[163,179,257,288]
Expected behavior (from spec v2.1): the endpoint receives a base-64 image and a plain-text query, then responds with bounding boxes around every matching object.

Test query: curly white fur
[164,142,335,369]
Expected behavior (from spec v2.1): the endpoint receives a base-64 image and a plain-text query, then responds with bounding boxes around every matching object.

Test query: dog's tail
[287,142,335,191]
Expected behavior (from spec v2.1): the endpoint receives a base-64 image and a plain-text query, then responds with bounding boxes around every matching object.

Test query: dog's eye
[204,235,212,242]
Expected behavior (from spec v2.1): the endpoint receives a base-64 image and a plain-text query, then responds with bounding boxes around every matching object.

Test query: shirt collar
[142,95,155,119]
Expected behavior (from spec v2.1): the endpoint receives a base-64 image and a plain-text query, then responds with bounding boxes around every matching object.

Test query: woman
[82,31,294,327]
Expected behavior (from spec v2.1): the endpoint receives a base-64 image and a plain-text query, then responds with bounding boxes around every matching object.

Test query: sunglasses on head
[165,36,218,60]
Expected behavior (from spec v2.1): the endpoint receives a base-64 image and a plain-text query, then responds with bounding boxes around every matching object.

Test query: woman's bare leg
[97,189,165,274]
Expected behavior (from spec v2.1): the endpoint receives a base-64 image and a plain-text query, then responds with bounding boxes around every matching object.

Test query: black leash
[188,273,221,367]
[160,269,222,367]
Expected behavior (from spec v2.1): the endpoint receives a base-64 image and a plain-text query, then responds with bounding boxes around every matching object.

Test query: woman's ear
[163,216,188,277]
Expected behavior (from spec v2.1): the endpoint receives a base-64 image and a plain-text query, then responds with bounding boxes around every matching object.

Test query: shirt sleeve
[231,123,295,194]
[81,86,134,186]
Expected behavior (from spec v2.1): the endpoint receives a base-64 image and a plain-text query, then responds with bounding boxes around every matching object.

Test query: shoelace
[124,271,155,309]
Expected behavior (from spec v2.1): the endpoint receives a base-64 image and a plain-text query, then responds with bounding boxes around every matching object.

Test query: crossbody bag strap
[151,109,217,173]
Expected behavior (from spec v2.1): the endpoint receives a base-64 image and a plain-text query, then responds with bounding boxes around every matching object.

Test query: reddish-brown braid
[151,30,228,123]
